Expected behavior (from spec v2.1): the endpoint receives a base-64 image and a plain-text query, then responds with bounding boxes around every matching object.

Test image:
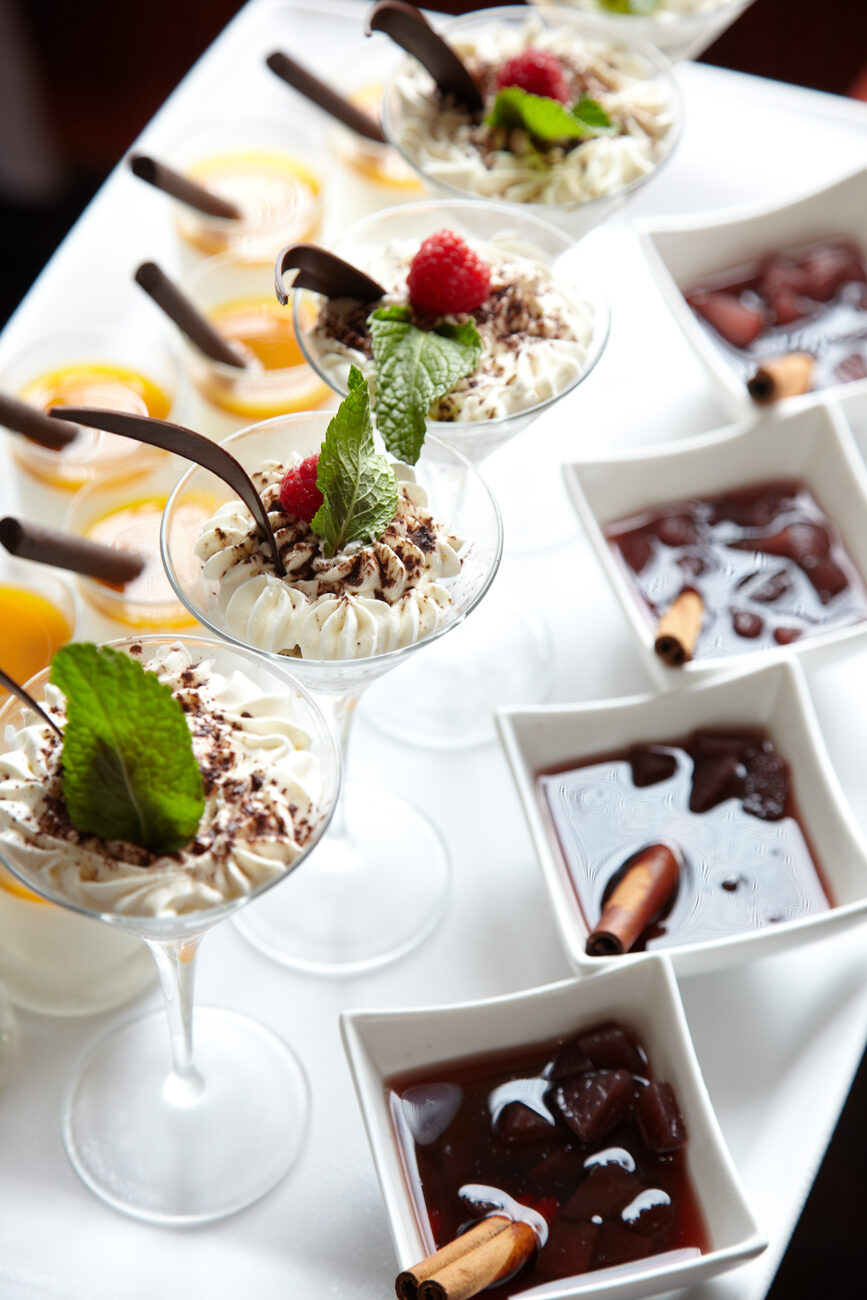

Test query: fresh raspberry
[407,230,491,316]
[279,454,322,522]
[495,49,571,104]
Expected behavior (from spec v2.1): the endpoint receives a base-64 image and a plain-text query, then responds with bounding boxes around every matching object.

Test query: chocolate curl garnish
[128,153,242,220]
[0,392,78,451]
[396,1216,536,1300]
[275,244,386,306]
[48,408,287,577]
[747,353,814,405]
[134,262,248,370]
[266,51,387,144]
[366,1,483,112]
[655,589,703,667]
[0,667,63,739]
[586,843,680,957]
[0,516,145,585]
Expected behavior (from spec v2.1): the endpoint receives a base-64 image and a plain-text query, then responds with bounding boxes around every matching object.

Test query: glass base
[234,782,450,975]
[361,587,554,748]
[62,1007,308,1224]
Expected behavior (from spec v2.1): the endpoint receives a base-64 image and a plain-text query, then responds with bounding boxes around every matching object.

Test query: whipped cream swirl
[393,17,676,207]
[312,234,596,422]
[196,463,463,660]
[0,644,324,918]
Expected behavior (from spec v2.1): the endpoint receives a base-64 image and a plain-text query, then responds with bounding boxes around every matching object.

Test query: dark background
[0,1,865,1293]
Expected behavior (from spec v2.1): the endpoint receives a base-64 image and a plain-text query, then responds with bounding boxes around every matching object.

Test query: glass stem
[326,691,361,842]
[147,935,206,1107]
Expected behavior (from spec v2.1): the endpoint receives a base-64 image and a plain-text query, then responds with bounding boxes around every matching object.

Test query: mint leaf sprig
[599,0,660,14]
[312,366,399,557]
[50,644,204,854]
[367,305,483,464]
[486,87,616,147]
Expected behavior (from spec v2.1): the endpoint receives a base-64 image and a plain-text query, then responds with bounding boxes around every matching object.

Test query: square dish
[636,164,867,417]
[341,957,765,1300]
[496,658,867,977]
[562,402,867,688]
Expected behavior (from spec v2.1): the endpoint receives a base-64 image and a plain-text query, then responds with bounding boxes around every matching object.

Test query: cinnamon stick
[654,589,703,666]
[397,1216,536,1300]
[586,843,680,957]
[128,153,242,220]
[0,516,145,585]
[747,353,814,404]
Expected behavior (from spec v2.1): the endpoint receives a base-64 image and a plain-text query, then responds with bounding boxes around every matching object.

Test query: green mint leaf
[50,643,204,854]
[312,365,399,556]
[599,0,659,14]
[368,306,483,463]
[486,86,614,145]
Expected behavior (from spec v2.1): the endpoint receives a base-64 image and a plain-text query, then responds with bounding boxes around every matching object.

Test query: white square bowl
[635,163,867,418]
[563,401,867,690]
[341,957,766,1300]
[496,658,867,978]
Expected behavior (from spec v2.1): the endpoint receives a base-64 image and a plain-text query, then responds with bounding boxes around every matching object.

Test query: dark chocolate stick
[0,517,145,585]
[0,392,78,451]
[134,262,248,370]
[366,1,483,111]
[0,667,63,739]
[128,153,242,220]
[49,407,286,577]
[275,244,386,305]
[266,51,387,144]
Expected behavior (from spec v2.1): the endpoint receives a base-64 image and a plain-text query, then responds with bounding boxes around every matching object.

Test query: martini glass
[0,634,339,1223]
[162,414,502,973]
[293,197,610,744]
[379,5,682,240]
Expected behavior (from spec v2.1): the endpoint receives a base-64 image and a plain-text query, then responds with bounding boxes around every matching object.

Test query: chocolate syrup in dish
[537,729,831,953]
[606,480,867,657]
[684,239,867,391]
[389,1022,708,1294]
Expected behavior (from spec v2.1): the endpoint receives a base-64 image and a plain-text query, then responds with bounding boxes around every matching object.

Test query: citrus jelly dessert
[65,457,213,637]
[175,149,322,258]
[0,584,73,690]
[8,348,175,500]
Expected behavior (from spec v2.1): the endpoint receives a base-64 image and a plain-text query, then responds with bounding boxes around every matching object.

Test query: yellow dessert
[177,150,322,256]
[0,584,72,691]
[196,295,330,419]
[338,83,424,190]
[14,362,172,492]
[81,494,213,630]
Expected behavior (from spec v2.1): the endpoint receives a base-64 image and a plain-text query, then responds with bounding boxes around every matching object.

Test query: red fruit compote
[388,1021,708,1294]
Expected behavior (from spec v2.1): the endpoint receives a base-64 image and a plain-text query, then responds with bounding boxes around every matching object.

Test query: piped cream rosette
[196,461,463,660]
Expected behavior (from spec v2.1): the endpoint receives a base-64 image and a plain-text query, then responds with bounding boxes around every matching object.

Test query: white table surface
[1,2,867,1297]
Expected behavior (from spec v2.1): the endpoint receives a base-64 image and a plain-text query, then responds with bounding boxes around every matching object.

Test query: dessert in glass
[0,635,339,1221]
[535,0,757,63]
[63,455,210,640]
[1,327,181,515]
[162,399,502,972]
[328,45,426,218]
[153,112,324,264]
[176,252,331,440]
[380,6,681,239]
[292,197,609,744]
[0,557,152,1015]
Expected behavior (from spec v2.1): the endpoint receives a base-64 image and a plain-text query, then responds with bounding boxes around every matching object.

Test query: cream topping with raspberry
[0,644,324,918]
[310,231,596,423]
[391,16,676,207]
[195,461,463,660]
